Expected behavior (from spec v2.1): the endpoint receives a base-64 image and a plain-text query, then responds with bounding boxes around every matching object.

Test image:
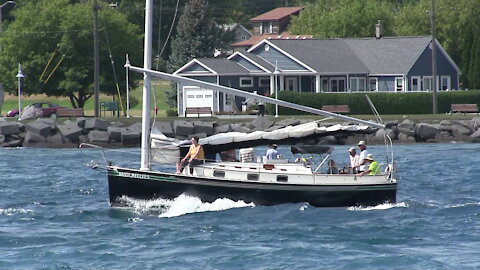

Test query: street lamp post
[274,65,280,118]
[124,54,131,118]
[16,63,23,118]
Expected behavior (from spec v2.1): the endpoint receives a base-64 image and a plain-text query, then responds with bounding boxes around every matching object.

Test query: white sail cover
[150,121,370,163]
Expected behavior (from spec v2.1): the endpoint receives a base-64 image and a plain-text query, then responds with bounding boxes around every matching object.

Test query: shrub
[166,109,178,117]
[265,90,480,115]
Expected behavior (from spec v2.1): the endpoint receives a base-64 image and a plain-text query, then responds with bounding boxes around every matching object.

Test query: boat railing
[79,143,143,170]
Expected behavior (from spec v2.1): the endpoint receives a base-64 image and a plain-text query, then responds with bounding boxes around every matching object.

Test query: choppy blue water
[1,143,479,269]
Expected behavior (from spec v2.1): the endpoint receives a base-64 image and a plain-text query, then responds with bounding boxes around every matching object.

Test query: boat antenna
[365,94,383,125]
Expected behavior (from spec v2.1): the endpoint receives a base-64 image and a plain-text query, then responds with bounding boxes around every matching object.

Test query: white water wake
[118,194,255,218]
[347,202,408,211]
[0,208,34,216]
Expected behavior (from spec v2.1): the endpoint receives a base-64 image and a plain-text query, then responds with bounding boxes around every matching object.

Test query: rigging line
[158,0,179,59]
[155,0,163,71]
[40,51,56,82]
[43,54,65,85]
[103,27,126,116]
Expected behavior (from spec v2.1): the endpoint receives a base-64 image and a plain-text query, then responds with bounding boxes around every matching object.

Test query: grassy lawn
[1,79,174,117]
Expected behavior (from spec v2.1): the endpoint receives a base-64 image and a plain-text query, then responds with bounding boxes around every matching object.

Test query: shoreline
[1,116,480,148]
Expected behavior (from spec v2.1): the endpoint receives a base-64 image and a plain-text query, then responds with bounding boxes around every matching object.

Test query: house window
[330,78,345,92]
[321,78,329,92]
[411,76,421,91]
[423,76,433,91]
[350,77,366,92]
[240,77,253,87]
[441,76,451,91]
[259,77,270,87]
[285,77,298,92]
[395,77,403,92]
[369,78,378,91]
[262,22,272,34]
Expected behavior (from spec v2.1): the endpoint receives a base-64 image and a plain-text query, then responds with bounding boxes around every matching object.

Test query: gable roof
[250,7,303,22]
[267,39,368,74]
[196,58,249,75]
[228,51,275,72]
[176,36,460,77]
[343,36,432,75]
[222,23,252,37]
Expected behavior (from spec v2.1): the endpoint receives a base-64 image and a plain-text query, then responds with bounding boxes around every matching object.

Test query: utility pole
[431,0,437,114]
[93,0,100,117]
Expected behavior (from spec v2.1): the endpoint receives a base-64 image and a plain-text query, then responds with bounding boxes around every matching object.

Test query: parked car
[7,102,66,119]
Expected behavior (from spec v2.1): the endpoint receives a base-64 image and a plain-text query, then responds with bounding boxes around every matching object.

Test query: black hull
[108,167,397,208]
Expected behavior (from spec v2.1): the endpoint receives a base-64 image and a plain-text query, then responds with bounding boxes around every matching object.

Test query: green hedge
[265,90,480,115]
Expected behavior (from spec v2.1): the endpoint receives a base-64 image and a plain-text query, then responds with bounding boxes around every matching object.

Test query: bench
[56,108,84,118]
[321,105,350,114]
[450,104,478,114]
[185,107,213,117]
[100,101,119,117]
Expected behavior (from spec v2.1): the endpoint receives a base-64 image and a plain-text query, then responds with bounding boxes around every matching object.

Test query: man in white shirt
[348,147,360,173]
[356,140,368,172]
[266,144,279,160]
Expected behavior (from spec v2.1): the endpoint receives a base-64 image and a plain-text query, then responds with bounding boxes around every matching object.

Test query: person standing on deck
[356,140,368,172]
[348,147,360,173]
[266,144,279,160]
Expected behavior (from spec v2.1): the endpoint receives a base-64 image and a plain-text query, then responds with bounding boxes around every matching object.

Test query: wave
[116,194,255,218]
[347,202,408,211]
[0,208,34,216]
[446,202,480,209]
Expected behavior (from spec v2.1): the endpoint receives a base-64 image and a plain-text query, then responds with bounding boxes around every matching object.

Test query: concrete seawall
[1,116,480,148]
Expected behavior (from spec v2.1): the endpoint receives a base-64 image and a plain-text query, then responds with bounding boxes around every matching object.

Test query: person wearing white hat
[358,154,380,176]
[356,140,368,172]
[348,147,359,173]
[266,144,279,160]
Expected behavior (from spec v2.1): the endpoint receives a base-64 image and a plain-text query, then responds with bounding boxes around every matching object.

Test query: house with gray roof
[174,35,462,116]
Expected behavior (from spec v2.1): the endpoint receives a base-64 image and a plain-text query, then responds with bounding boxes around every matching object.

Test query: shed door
[183,86,214,116]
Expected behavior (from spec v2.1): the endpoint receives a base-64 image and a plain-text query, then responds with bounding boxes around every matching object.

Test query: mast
[140,0,153,170]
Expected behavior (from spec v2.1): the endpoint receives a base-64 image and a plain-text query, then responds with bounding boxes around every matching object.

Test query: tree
[0,0,142,108]
[166,0,225,73]
[289,0,395,38]
[289,0,480,89]
[393,0,480,89]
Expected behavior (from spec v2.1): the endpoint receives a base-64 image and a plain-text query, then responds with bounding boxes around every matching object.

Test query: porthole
[213,170,225,178]
[277,175,288,182]
[247,174,259,181]
[264,44,270,51]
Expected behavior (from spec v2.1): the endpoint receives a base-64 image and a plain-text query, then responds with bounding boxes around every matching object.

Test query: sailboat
[105,0,398,207]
